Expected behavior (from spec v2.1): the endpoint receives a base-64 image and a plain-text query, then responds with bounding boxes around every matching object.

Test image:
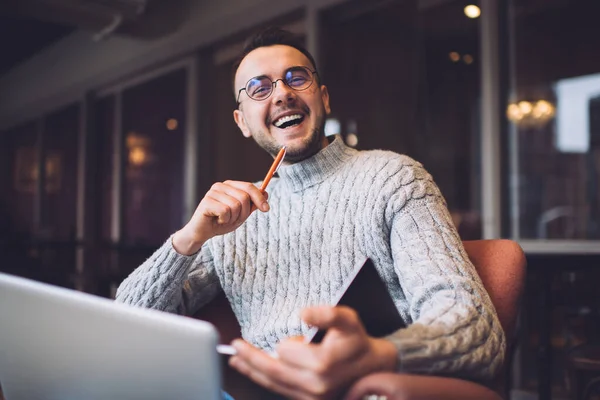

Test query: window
[320,0,482,238]
[120,69,187,246]
[508,0,600,241]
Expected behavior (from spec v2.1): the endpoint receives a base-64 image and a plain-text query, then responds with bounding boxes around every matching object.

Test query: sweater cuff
[154,234,199,280]
[384,326,431,373]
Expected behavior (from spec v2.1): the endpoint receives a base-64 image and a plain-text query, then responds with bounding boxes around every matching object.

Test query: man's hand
[228,306,398,400]
[173,181,269,255]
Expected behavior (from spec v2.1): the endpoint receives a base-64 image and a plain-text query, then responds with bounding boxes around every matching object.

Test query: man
[116,27,505,399]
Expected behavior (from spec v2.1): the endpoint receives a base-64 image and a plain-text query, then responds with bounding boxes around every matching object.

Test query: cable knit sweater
[116,135,505,381]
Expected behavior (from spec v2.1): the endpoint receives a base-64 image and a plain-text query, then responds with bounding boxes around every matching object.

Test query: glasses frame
[236,66,318,107]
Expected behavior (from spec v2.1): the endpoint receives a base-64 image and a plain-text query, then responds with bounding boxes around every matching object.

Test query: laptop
[0,272,222,400]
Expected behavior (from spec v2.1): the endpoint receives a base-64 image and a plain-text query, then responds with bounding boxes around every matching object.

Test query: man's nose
[271,80,297,105]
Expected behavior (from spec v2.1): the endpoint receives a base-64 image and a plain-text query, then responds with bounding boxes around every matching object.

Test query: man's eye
[253,86,269,94]
[288,77,307,86]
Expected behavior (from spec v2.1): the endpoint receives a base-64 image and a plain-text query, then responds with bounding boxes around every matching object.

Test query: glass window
[320,0,482,239]
[0,121,39,279]
[95,96,115,243]
[121,69,187,246]
[0,105,80,242]
[508,0,600,240]
[1,121,39,235]
[44,103,80,240]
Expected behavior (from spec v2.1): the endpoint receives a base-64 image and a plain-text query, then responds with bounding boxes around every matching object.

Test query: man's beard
[252,124,326,164]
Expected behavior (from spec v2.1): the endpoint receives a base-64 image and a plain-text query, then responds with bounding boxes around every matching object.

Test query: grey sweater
[116,135,505,381]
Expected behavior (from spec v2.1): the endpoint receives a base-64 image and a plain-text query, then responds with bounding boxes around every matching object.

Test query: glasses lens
[284,67,313,90]
[246,77,273,100]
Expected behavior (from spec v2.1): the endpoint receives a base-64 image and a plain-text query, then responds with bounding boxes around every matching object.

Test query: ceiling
[0,0,190,77]
[0,0,576,78]
[0,15,74,76]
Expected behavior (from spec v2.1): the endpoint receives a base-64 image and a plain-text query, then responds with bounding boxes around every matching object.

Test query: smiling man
[115,27,505,399]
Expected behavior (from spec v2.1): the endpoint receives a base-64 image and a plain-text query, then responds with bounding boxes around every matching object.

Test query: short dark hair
[231,26,319,93]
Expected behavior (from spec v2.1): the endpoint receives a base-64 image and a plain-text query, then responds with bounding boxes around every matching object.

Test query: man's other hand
[228,305,398,400]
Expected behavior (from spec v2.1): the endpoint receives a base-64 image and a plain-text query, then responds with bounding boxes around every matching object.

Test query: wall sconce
[506,100,555,128]
[129,147,148,166]
[126,132,152,167]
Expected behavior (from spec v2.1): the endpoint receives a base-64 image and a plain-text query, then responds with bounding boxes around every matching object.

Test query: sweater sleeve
[383,161,505,382]
[114,235,221,316]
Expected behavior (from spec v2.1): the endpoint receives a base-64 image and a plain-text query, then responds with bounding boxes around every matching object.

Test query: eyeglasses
[236,66,318,105]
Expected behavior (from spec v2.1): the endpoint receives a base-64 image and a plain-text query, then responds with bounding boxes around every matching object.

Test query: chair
[345,239,526,400]
[194,239,527,400]
[558,268,600,400]
[566,343,600,400]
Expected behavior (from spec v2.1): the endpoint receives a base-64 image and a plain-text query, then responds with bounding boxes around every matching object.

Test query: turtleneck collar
[276,135,357,192]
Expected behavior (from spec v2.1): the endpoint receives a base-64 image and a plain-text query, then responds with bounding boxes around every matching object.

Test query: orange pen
[260,146,287,192]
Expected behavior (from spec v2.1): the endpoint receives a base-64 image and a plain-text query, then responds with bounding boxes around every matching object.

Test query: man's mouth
[273,114,305,129]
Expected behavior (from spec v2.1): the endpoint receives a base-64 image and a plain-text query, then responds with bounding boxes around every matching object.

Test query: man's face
[233,45,331,163]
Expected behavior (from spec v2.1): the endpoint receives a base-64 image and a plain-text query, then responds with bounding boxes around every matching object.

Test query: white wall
[0,0,344,130]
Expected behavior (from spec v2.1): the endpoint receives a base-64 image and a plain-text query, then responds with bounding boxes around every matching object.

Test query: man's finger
[203,196,232,224]
[204,191,242,223]
[229,340,312,399]
[225,180,270,212]
[301,306,362,333]
[276,339,321,370]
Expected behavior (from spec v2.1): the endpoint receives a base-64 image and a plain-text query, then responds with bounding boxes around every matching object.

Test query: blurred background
[1,0,600,398]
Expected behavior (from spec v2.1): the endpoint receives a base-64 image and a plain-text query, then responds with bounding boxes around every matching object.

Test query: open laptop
[0,272,222,400]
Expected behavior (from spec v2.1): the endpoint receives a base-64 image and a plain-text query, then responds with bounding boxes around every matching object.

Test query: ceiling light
[506,100,556,128]
[464,5,481,19]
[346,133,358,147]
[166,118,178,131]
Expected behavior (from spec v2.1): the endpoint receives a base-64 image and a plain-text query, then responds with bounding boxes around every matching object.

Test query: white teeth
[274,114,302,127]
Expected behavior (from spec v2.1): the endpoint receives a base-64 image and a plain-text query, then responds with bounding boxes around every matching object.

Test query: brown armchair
[194,239,527,400]
[345,239,526,400]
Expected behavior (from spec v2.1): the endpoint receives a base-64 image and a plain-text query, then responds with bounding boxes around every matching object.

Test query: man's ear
[320,85,331,115]
[233,109,252,138]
